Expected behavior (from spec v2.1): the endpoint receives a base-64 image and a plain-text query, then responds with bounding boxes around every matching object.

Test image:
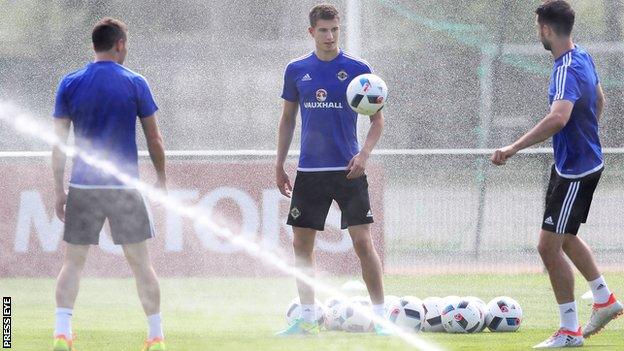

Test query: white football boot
[582,293,624,338]
[533,327,583,348]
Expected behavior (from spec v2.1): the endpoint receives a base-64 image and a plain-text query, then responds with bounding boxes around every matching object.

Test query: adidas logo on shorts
[366,209,373,218]
[544,216,554,225]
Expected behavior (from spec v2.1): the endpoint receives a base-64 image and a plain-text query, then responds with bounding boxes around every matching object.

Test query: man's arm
[52,118,71,221]
[275,100,298,197]
[596,84,605,122]
[346,110,384,179]
[140,115,166,190]
[491,100,574,165]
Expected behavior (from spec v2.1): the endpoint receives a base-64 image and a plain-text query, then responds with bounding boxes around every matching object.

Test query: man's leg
[55,243,90,339]
[537,230,579,331]
[276,226,320,336]
[563,235,624,337]
[122,242,162,340]
[278,171,333,335]
[562,235,600,281]
[293,227,317,318]
[563,235,614,304]
[348,224,384,312]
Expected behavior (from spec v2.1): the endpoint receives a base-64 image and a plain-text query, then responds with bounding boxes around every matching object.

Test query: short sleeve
[281,64,298,102]
[362,62,373,74]
[134,76,159,118]
[553,68,581,103]
[53,78,69,118]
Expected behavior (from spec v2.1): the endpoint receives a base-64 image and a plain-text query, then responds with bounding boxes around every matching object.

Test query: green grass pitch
[2,273,623,350]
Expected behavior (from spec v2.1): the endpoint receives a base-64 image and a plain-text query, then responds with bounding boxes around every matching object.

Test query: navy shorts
[287,171,374,231]
[542,165,602,235]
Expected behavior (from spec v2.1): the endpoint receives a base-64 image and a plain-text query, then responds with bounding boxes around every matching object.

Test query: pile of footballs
[285,294,522,333]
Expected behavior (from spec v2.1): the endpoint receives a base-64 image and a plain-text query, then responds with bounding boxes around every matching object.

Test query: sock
[589,275,612,304]
[558,301,579,331]
[301,304,316,323]
[54,308,73,338]
[373,303,386,318]
[147,313,164,340]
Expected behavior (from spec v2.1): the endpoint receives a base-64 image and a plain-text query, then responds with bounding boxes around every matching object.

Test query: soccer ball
[441,299,482,333]
[285,297,326,326]
[384,295,401,312]
[324,296,346,330]
[340,297,374,332]
[463,296,487,332]
[485,296,523,332]
[346,73,388,115]
[443,295,461,306]
[350,295,372,306]
[421,297,445,332]
[387,296,425,332]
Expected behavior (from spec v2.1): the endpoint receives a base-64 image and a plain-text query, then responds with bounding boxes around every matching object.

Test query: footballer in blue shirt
[491,1,622,348]
[52,18,167,351]
[275,4,388,336]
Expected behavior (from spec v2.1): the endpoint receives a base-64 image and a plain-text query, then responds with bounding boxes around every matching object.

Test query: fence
[1,149,622,276]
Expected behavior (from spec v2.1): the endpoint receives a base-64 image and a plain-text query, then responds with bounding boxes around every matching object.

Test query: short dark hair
[92,17,128,52]
[535,0,575,36]
[309,4,340,27]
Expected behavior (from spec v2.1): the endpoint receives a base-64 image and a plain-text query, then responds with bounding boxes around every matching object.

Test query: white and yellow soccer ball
[386,296,425,332]
[340,297,374,332]
[346,73,388,115]
[285,297,326,326]
[441,299,482,333]
[485,296,523,332]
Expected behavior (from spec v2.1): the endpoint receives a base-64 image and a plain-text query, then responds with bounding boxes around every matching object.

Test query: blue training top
[282,50,372,171]
[53,61,158,187]
[548,45,603,178]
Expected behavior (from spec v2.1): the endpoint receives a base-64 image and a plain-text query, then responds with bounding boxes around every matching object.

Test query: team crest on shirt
[316,89,328,102]
[290,207,301,219]
[316,89,327,102]
[304,89,343,109]
[337,69,348,81]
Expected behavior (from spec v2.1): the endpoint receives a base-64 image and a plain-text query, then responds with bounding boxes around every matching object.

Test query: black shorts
[64,187,154,245]
[287,171,374,231]
[542,165,602,235]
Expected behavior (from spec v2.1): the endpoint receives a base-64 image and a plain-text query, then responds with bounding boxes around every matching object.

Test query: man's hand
[155,174,167,192]
[55,191,67,222]
[276,166,292,197]
[347,152,369,179]
[491,145,518,166]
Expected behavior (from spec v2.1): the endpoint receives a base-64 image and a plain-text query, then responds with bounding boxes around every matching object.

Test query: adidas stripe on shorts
[542,164,602,235]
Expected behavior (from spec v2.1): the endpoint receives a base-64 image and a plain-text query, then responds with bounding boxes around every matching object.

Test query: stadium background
[1,0,624,273]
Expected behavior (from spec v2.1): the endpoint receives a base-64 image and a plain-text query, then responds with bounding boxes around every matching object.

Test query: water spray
[0,100,444,351]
